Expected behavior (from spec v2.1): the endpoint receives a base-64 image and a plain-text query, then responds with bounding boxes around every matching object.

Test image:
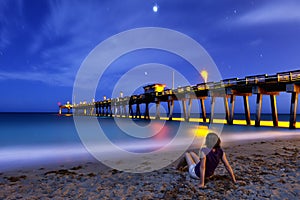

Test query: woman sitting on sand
[185,132,236,188]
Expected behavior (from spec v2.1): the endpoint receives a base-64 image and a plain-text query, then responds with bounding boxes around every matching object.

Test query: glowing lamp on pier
[120,91,124,98]
[201,70,208,83]
[103,96,107,100]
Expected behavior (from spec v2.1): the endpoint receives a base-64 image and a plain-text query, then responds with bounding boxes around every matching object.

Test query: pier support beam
[105,105,109,116]
[118,105,121,116]
[200,98,207,122]
[135,104,141,119]
[119,105,122,117]
[122,104,127,117]
[187,99,192,121]
[90,107,94,116]
[255,94,262,127]
[95,105,99,116]
[129,104,134,118]
[168,100,174,120]
[182,100,187,121]
[109,105,112,117]
[229,95,236,125]
[270,95,278,127]
[112,105,116,117]
[210,97,216,124]
[144,103,150,120]
[102,106,105,116]
[289,92,298,129]
[243,96,251,125]
[155,102,160,119]
[223,96,230,124]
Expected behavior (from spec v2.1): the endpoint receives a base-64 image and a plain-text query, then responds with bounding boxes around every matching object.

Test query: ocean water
[0,113,299,172]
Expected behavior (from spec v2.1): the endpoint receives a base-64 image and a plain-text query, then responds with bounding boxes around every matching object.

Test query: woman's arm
[199,156,206,188]
[221,152,236,183]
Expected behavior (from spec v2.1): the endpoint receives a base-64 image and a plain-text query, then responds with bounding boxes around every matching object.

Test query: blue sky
[0,0,300,112]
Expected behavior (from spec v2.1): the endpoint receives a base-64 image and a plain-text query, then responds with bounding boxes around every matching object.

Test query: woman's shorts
[189,164,200,180]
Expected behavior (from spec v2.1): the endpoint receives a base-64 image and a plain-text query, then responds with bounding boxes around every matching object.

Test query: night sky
[0,0,300,113]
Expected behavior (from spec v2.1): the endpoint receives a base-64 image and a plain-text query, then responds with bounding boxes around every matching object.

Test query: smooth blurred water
[0,113,299,172]
[0,113,89,172]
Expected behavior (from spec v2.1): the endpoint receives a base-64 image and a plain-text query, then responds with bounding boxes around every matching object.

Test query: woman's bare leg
[185,152,196,167]
[190,152,200,163]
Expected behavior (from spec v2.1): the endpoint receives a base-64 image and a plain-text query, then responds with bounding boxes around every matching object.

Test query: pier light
[120,91,123,98]
[103,96,107,100]
[154,84,166,92]
[201,70,208,83]
[143,83,166,93]
[67,101,70,105]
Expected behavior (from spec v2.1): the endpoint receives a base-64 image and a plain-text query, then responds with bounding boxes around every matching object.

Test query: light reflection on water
[0,113,299,172]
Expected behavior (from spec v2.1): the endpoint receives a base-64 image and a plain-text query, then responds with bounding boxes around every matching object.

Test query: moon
[153,4,158,13]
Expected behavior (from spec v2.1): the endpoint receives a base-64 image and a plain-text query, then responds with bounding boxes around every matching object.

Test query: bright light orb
[153,4,158,13]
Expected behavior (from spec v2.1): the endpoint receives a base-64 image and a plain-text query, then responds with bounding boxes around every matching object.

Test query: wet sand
[0,137,299,199]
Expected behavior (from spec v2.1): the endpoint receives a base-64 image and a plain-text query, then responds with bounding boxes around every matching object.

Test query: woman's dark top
[195,147,224,178]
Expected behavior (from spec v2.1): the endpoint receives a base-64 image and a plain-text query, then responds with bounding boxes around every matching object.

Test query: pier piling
[255,94,263,127]
[270,94,278,127]
[229,95,236,125]
[182,100,187,121]
[168,100,174,120]
[223,96,230,125]
[155,102,160,119]
[243,96,251,125]
[200,98,207,122]
[210,97,216,124]
[187,99,193,121]
[289,92,298,129]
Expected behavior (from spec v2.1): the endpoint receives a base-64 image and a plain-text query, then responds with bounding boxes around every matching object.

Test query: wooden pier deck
[59,69,300,129]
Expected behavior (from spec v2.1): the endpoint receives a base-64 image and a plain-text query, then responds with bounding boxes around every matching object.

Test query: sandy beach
[0,137,299,199]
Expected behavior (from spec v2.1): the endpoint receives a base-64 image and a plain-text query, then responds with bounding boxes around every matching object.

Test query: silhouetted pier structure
[59,70,300,129]
[58,101,72,115]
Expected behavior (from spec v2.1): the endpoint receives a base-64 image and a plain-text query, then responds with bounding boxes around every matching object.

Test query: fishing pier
[59,70,300,129]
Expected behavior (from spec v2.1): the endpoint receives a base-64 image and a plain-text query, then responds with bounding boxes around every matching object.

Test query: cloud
[2,0,209,88]
[0,70,74,86]
[249,38,263,46]
[236,1,300,26]
[0,2,11,49]
[0,1,24,49]
[25,1,121,85]
[1,1,145,88]
[0,29,11,49]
